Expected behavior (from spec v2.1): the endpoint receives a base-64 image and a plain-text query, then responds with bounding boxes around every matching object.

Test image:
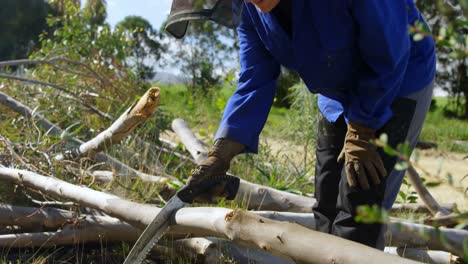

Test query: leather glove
[338,122,387,190]
[178,138,244,203]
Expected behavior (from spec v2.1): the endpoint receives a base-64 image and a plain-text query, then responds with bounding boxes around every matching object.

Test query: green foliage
[0,0,53,61]
[280,82,318,148]
[355,205,389,224]
[117,16,165,81]
[164,19,238,97]
[416,0,468,118]
[420,97,468,153]
[274,67,301,108]
[83,0,107,26]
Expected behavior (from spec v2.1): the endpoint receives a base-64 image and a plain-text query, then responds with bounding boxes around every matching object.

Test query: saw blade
[123,195,187,264]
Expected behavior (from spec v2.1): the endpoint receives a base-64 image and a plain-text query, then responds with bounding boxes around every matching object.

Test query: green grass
[420,97,468,152]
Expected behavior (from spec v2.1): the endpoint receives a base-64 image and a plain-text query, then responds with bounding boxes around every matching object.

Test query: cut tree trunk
[1,168,465,260]
[220,209,418,264]
[55,87,160,160]
[0,168,420,263]
[173,237,294,264]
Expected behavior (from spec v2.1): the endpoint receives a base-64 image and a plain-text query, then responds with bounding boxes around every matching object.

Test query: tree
[166,20,238,96]
[117,16,165,81]
[83,0,107,26]
[0,0,52,61]
[416,0,468,118]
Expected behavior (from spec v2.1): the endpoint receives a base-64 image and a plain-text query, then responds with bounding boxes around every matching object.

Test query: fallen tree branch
[0,91,173,185]
[1,208,457,264]
[387,219,468,258]
[0,218,139,248]
[0,167,156,229]
[384,247,458,264]
[390,203,457,214]
[171,118,208,164]
[407,166,451,216]
[173,237,294,264]
[375,139,451,217]
[3,168,466,259]
[220,209,417,264]
[2,168,458,263]
[90,170,181,186]
[55,87,160,160]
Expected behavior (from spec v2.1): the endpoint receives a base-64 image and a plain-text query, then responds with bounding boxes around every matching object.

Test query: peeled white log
[407,166,451,216]
[236,180,315,212]
[221,209,418,264]
[0,203,77,231]
[55,87,160,160]
[174,237,295,264]
[1,168,464,260]
[171,118,208,164]
[384,247,457,264]
[0,206,457,264]
[390,203,456,214]
[0,167,156,229]
[0,217,139,248]
[91,170,181,186]
[387,220,468,258]
[0,168,417,263]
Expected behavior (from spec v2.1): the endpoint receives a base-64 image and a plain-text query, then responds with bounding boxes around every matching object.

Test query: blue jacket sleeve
[346,0,411,129]
[215,7,281,153]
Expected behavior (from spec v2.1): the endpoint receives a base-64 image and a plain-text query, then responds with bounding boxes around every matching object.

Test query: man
[165,0,436,249]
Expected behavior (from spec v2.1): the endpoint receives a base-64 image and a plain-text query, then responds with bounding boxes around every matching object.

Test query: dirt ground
[413,149,468,212]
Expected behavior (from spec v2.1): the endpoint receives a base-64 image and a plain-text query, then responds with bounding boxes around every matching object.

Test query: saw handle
[177,174,240,204]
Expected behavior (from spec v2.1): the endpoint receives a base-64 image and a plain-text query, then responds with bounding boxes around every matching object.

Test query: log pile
[0,88,465,263]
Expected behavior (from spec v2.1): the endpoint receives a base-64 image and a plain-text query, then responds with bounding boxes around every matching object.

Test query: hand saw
[123,174,240,263]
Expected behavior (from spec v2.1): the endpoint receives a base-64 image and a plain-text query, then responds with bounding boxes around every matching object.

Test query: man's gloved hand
[338,122,387,190]
[177,138,244,203]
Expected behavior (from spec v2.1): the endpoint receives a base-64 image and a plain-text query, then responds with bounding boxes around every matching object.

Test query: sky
[83,0,172,30]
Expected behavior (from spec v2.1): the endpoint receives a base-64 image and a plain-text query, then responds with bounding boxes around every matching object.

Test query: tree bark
[0,167,156,229]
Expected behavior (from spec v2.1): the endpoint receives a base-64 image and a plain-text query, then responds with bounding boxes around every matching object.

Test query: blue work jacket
[215,0,436,153]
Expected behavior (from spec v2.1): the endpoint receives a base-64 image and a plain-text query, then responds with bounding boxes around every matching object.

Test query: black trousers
[313,98,416,249]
